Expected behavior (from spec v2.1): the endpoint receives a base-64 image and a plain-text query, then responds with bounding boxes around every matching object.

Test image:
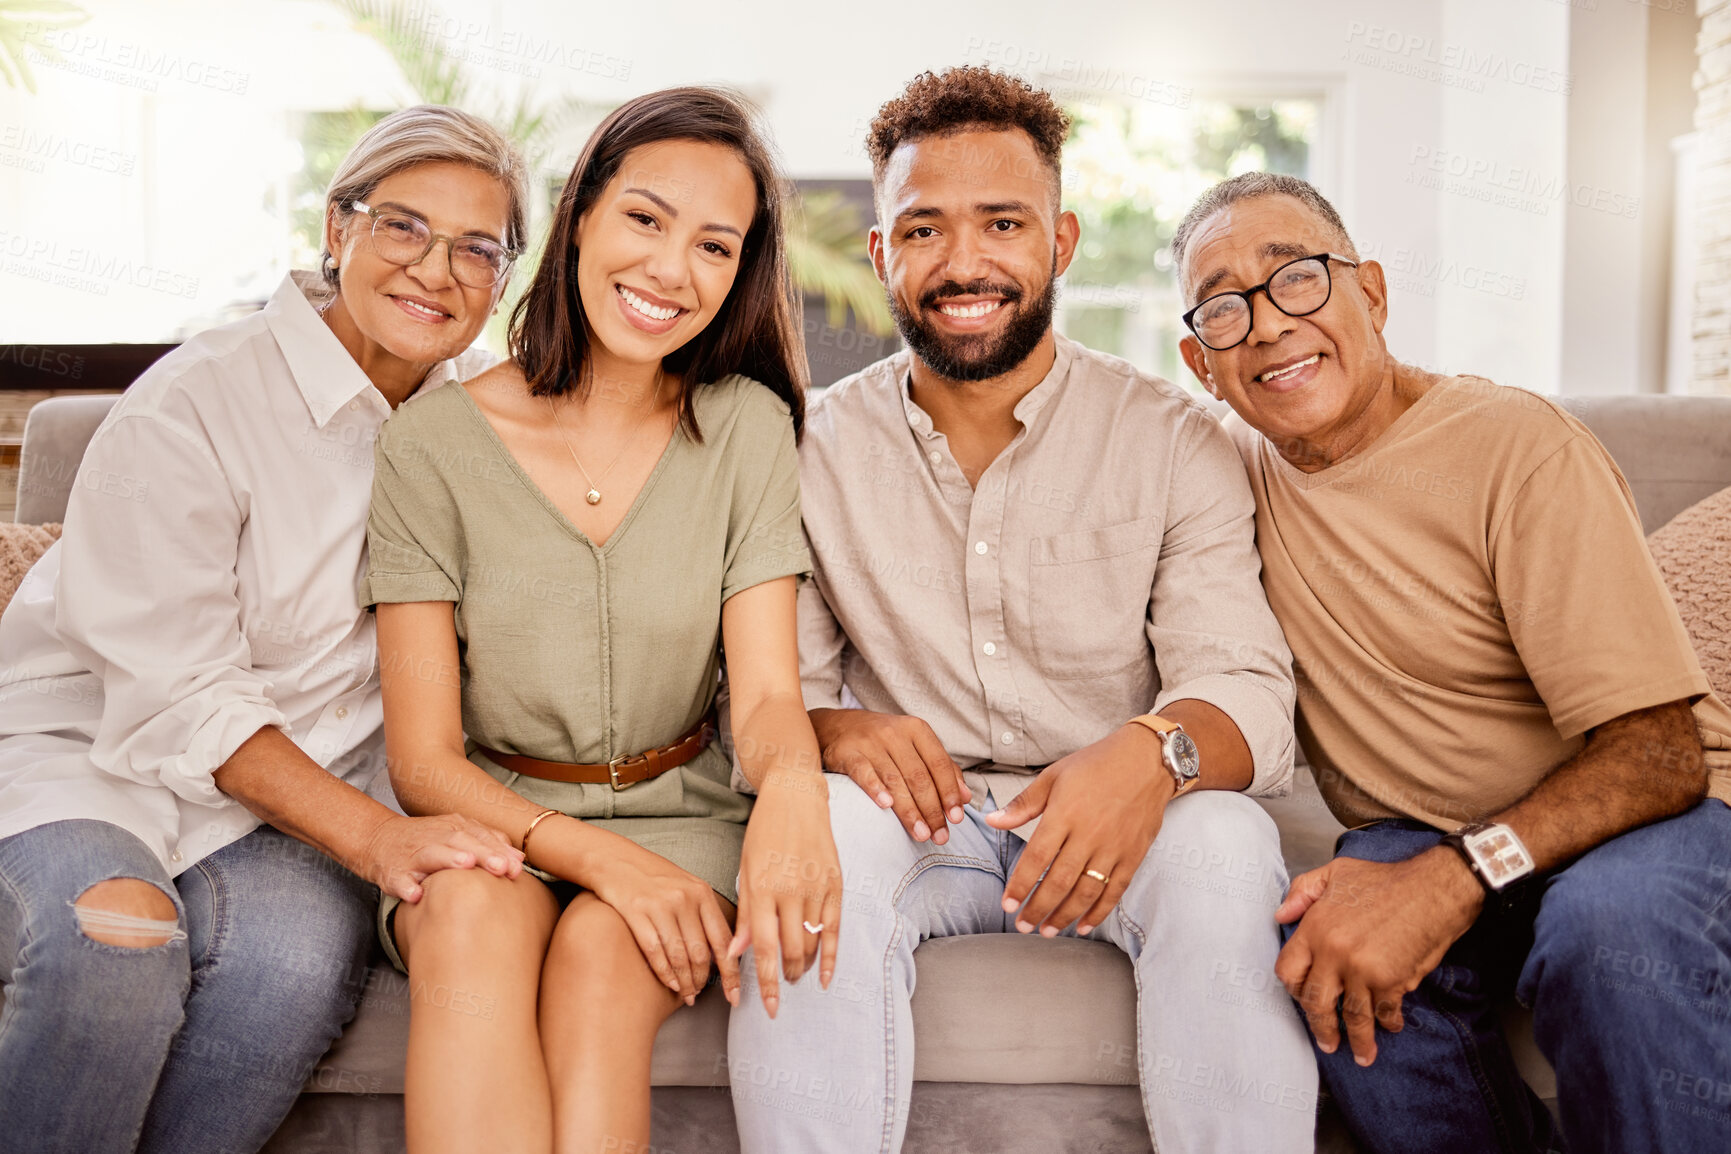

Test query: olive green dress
[361,374,810,971]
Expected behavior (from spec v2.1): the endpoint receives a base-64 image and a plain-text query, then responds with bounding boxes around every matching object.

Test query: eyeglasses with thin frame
[350,200,518,289]
[1181,253,1359,351]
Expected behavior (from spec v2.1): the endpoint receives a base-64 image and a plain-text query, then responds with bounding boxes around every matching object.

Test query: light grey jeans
[727,774,1317,1153]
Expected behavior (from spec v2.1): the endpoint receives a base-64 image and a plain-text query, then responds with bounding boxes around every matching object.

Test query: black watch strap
[1441,821,1535,893]
[1441,822,1493,890]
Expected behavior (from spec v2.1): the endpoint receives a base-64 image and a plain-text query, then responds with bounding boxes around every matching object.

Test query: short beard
[888,262,1057,383]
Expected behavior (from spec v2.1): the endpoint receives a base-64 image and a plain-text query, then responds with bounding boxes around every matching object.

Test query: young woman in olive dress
[364,88,843,1154]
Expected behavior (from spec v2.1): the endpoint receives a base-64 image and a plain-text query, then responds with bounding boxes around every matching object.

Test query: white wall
[1641,0,1704,394]
[1433,0,1568,393]
[0,0,1677,396]
[1561,0,1651,395]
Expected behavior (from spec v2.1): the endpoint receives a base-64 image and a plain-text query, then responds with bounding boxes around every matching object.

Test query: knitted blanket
[0,522,60,613]
[1647,486,1731,704]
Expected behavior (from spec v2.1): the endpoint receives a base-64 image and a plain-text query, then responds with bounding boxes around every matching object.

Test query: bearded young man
[726,67,1317,1153]
[1175,171,1731,1154]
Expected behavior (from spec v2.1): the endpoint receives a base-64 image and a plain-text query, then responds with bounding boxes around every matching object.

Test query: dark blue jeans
[1293,800,1731,1154]
[0,819,376,1154]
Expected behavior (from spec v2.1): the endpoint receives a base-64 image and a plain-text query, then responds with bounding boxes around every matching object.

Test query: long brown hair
[510,87,807,439]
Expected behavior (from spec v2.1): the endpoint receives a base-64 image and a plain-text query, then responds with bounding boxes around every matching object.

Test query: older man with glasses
[1177,170,1731,1154]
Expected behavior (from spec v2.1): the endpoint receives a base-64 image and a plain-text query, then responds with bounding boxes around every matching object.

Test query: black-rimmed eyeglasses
[1182,253,1359,351]
[350,200,517,289]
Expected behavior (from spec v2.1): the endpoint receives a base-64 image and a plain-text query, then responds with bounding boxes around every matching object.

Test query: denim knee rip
[67,901,187,945]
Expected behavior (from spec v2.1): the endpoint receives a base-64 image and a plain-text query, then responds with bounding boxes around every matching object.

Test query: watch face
[1464,827,1533,887]
[1166,731,1201,780]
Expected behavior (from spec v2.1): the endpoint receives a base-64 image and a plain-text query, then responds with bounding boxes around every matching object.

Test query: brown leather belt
[476,713,716,791]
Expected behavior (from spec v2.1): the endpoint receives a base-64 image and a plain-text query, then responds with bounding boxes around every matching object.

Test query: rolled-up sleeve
[54,412,287,807]
[797,532,847,711]
[1147,411,1297,796]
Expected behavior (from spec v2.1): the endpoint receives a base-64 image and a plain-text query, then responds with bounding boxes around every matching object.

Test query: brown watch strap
[1127,713,1200,796]
[1127,713,1179,737]
[476,712,716,790]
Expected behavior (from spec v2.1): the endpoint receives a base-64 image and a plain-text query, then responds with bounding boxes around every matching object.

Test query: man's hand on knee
[988,724,1177,937]
[1274,851,1484,1066]
[809,708,970,844]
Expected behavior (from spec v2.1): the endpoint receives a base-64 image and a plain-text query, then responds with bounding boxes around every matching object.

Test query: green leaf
[788,190,893,336]
[0,0,87,94]
[335,0,469,106]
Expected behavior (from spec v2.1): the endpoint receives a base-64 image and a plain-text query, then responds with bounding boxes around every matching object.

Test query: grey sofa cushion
[15,393,118,525]
[265,1084,1172,1154]
[909,936,1134,1085]
[315,933,1142,1095]
[262,1082,1408,1154]
[1567,395,1731,533]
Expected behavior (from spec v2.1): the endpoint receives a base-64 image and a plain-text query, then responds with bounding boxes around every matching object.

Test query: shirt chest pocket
[1027,519,1157,681]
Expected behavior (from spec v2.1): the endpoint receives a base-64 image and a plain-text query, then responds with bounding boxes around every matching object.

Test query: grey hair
[320,104,531,292]
[1171,172,1357,301]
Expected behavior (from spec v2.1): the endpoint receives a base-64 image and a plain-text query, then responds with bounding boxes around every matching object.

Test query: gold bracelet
[521,807,562,855]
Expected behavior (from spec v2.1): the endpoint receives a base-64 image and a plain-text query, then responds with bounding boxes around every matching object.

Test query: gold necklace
[546,369,664,505]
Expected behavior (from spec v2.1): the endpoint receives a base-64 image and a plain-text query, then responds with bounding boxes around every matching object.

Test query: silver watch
[1127,713,1201,797]
[1441,822,1535,892]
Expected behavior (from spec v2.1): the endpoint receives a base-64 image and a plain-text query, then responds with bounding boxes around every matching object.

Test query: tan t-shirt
[1228,375,1731,830]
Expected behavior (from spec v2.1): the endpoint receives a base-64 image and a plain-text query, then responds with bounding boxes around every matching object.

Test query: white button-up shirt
[0,272,492,875]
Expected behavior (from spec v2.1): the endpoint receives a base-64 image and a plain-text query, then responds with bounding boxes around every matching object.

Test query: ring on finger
[802,920,825,935]
[1083,868,1110,884]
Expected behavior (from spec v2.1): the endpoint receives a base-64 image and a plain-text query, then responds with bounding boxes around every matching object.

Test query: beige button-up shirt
[797,335,1296,830]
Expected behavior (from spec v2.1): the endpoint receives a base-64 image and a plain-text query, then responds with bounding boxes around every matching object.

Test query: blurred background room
[0,0,1725,514]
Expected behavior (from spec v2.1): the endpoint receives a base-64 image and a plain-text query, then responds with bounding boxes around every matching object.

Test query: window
[1057,97,1319,388]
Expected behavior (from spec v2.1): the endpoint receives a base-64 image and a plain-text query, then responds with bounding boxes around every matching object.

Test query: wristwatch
[1441,821,1535,892]
[1127,713,1201,798]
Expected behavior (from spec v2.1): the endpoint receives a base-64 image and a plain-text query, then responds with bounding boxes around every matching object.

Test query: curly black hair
[867,66,1070,193]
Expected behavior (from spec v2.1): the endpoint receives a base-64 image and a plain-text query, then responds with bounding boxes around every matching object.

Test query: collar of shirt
[267,271,464,429]
[897,331,1080,441]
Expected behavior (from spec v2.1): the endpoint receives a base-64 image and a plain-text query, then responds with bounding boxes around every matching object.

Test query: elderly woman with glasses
[0,105,531,1154]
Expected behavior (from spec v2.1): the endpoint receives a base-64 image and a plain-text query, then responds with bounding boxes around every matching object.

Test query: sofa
[7,390,1730,1154]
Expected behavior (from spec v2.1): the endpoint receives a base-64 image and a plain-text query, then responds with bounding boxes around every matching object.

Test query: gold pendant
[585,488,602,505]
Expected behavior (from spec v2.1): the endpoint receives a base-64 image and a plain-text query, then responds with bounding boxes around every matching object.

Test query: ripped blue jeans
[0,819,376,1154]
